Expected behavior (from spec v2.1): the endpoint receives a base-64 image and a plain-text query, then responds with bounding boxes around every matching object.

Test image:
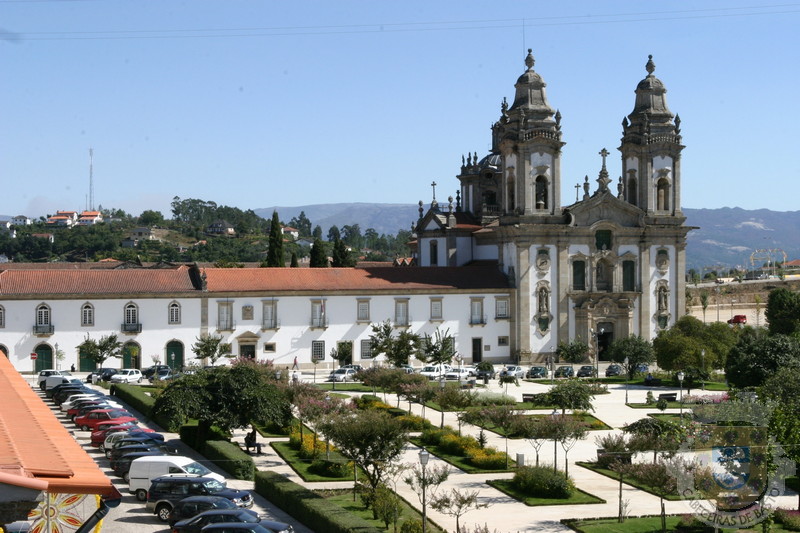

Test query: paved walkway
[233,375,798,533]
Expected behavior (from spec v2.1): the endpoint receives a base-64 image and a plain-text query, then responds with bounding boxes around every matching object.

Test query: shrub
[400,519,424,533]
[675,513,707,531]
[522,392,551,406]
[308,459,351,478]
[466,447,508,469]
[512,465,574,498]
[775,509,800,531]
[289,429,327,459]
[395,414,433,431]
[203,440,254,480]
[386,407,407,417]
[472,392,515,406]
[353,394,391,410]
[420,427,451,446]
[439,433,478,456]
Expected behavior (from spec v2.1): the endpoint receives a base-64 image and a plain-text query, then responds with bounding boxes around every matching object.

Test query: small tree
[513,416,548,467]
[265,210,284,267]
[548,379,595,415]
[419,328,456,367]
[431,488,487,533]
[435,385,473,432]
[77,333,123,367]
[403,460,450,532]
[309,237,328,267]
[623,417,684,463]
[556,339,590,364]
[191,333,231,366]
[369,320,421,368]
[605,335,655,380]
[330,341,353,368]
[699,291,709,323]
[551,415,588,477]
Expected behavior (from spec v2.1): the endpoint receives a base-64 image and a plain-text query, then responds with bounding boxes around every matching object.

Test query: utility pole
[88,148,94,211]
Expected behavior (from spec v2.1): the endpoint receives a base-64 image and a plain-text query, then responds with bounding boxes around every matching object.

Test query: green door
[166,341,184,370]
[79,347,96,372]
[34,345,53,372]
[123,343,140,369]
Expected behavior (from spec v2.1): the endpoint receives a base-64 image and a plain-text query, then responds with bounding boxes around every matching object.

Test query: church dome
[477,153,502,172]
[508,49,556,121]
[627,55,674,128]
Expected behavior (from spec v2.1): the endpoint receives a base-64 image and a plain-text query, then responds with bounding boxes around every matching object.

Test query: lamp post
[55,342,59,370]
[677,371,685,419]
[419,449,430,533]
[170,351,175,371]
[324,393,331,460]
[623,356,629,404]
[700,349,706,391]
[731,299,737,320]
[591,327,604,380]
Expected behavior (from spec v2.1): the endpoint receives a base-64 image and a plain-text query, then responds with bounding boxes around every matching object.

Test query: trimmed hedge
[203,440,255,480]
[255,471,384,533]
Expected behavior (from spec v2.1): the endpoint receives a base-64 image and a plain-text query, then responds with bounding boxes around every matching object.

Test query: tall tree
[725,331,800,388]
[556,339,590,364]
[369,320,420,367]
[288,211,312,237]
[77,334,123,367]
[766,287,800,336]
[548,379,595,415]
[419,328,456,367]
[309,238,328,267]
[191,334,231,366]
[327,225,341,242]
[605,335,655,380]
[265,211,284,267]
[331,235,355,267]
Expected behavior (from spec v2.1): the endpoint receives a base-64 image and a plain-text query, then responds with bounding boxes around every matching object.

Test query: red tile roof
[203,265,510,293]
[0,356,116,496]
[0,266,196,295]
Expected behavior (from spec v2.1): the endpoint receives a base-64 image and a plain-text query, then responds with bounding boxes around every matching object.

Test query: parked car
[341,364,363,373]
[74,408,135,431]
[728,314,747,325]
[635,363,649,374]
[398,364,415,374]
[109,442,176,469]
[526,366,548,379]
[151,368,182,383]
[43,374,79,392]
[52,385,96,404]
[113,451,166,482]
[37,369,69,389]
[110,368,143,383]
[146,475,254,522]
[60,392,104,411]
[605,364,623,377]
[499,365,525,379]
[554,365,574,378]
[576,365,597,378]
[167,496,239,526]
[90,421,143,447]
[102,429,164,453]
[172,509,293,533]
[143,364,171,380]
[419,364,453,380]
[46,381,85,399]
[129,456,226,500]
[444,367,473,381]
[329,368,357,382]
[199,523,285,533]
[474,363,496,380]
[87,368,118,383]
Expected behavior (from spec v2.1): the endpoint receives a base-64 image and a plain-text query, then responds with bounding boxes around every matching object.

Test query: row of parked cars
[40,373,293,533]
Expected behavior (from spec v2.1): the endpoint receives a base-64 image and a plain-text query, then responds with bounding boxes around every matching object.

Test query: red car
[90,421,143,447]
[728,314,747,326]
[74,409,136,431]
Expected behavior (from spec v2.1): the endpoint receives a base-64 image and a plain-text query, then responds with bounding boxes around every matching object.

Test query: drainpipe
[75,489,123,533]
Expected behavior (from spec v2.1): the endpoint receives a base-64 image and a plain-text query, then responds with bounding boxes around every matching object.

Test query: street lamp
[731,299,737,320]
[419,449,430,533]
[623,356,629,404]
[700,349,706,391]
[325,394,331,460]
[55,343,59,370]
[170,351,175,370]
[677,371,685,419]
[591,327,604,380]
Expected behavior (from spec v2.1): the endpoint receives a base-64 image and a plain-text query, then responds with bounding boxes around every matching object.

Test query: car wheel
[135,489,147,502]
[137,377,142,383]
[104,449,112,459]
[81,425,90,431]
[122,471,130,483]
[156,503,172,522]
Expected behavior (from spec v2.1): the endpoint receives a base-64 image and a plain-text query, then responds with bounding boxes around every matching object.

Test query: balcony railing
[32,324,54,335]
[262,318,280,330]
[310,317,328,328]
[121,322,142,333]
[470,315,487,325]
[217,320,236,331]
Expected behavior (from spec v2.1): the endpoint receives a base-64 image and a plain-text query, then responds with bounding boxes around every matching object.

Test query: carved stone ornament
[535,249,550,273]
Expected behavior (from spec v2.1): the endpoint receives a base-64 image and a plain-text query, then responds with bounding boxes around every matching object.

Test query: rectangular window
[311,340,325,361]
[36,306,50,326]
[623,260,636,291]
[361,339,373,359]
[124,305,138,325]
[262,301,278,329]
[311,300,327,328]
[498,336,509,346]
[81,305,94,327]
[218,302,234,330]
[495,298,510,319]
[430,298,443,321]
[395,299,409,326]
[595,230,612,250]
[263,343,276,353]
[572,261,586,291]
[168,303,181,325]
[470,298,485,325]
[429,240,438,266]
[357,299,370,322]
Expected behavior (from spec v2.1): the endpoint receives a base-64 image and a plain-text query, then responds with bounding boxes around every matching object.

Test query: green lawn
[271,440,364,482]
[408,437,513,474]
[481,412,610,436]
[487,479,605,506]
[565,515,792,532]
[576,462,683,501]
[318,489,446,533]
[316,382,376,392]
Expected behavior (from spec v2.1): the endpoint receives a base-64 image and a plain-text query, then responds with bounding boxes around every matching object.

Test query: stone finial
[525,48,535,70]
[617,177,624,199]
[461,154,465,167]
[456,190,461,211]
[418,200,424,219]
[555,109,562,130]
[675,114,681,134]
[501,97,508,115]
[583,175,590,200]
[646,54,655,75]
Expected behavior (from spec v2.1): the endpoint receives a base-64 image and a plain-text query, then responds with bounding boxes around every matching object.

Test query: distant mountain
[257,204,800,270]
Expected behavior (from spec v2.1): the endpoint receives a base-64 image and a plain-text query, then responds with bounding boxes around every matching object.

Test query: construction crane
[750,248,786,278]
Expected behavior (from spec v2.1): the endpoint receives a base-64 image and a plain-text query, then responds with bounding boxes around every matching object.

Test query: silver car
[500,365,525,379]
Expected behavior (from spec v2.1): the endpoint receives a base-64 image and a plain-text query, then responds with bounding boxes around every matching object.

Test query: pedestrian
[70,364,76,373]
[292,370,299,385]
[244,426,262,454]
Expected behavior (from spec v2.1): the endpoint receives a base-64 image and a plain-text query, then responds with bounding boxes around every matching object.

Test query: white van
[128,455,224,500]
[44,374,77,391]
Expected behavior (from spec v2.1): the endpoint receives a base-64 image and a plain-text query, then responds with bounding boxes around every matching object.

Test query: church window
[506,176,515,212]
[81,303,94,327]
[627,176,637,206]
[534,176,548,210]
[657,178,670,211]
[623,261,636,291]
[595,230,612,250]
[596,260,612,291]
[572,261,586,291]
[429,240,438,266]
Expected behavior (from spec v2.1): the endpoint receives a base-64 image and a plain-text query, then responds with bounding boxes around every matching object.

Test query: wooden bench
[657,393,677,402]
[522,393,536,403]
[645,378,663,387]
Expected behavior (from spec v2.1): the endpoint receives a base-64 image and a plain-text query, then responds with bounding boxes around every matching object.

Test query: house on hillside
[46,211,78,226]
[281,226,300,240]
[11,215,31,226]
[206,220,236,236]
[76,210,103,225]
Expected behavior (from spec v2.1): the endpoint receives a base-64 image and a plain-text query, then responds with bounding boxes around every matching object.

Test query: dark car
[109,443,176,469]
[146,475,254,522]
[605,364,623,377]
[167,496,239,526]
[173,509,293,533]
[50,386,91,404]
[554,365,574,378]
[45,379,85,398]
[86,368,119,383]
[112,451,166,482]
[526,366,548,379]
[576,365,596,378]
[143,364,171,380]
[199,524,285,533]
[474,364,496,380]
[105,433,167,457]
[635,363,649,374]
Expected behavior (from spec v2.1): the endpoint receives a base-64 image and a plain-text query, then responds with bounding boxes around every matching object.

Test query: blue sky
[1,1,798,219]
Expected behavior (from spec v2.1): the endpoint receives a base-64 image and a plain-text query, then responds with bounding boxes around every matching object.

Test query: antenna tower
[88,148,94,211]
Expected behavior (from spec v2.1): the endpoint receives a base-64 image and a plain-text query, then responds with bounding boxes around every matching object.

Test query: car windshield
[184,461,212,476]
[202,479,227,492]
[107,410,130,418]
[421,367,436,372]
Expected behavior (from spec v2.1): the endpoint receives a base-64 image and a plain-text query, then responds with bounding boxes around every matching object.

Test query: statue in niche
[656,252,669,273]
[538,286,550,314]
[657,286,668,312]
